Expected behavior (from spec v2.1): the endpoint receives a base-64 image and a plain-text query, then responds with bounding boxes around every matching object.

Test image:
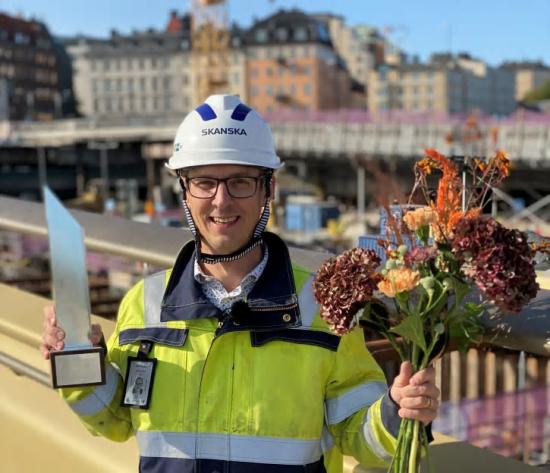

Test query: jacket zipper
[249,302,298,312]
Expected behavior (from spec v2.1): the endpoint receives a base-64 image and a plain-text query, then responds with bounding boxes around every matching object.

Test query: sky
[1,0,549,66]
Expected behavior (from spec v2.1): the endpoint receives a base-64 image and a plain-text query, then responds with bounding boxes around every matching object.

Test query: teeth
[212,217,237,224]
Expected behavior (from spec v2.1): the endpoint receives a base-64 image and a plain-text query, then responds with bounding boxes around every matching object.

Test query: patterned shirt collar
[193,246,269,311]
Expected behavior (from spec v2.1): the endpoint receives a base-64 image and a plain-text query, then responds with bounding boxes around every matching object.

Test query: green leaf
[390,315,427,352]
[449,277,470,305]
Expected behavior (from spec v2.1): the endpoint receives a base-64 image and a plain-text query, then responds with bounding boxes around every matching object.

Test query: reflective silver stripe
[68,364,120,416]
[136,431,323,465]
[325,381,387,425]
[144,271,167,327]
[320,425,334,453]
[297,274,318,329]
[363,407,393,463]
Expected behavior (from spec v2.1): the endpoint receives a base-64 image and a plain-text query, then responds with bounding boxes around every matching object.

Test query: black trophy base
[50,346,106,389]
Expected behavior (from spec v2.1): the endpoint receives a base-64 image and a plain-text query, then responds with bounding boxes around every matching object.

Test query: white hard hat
[166,94,283,170]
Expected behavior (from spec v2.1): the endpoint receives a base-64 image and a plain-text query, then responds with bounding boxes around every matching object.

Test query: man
[41,94,439,472]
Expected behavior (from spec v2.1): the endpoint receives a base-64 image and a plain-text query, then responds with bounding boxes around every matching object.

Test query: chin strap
[179,170,273,264]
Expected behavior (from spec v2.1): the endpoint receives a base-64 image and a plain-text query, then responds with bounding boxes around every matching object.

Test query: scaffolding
[191,0,230,103]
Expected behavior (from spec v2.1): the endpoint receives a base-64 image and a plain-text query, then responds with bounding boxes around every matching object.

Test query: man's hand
[389,361,440,425]
[40,305,104,360]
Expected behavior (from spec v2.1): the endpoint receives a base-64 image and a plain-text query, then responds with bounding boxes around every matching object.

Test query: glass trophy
[44,186,105,388]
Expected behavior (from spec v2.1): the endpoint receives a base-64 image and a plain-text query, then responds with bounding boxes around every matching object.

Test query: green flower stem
[408,419,421,473]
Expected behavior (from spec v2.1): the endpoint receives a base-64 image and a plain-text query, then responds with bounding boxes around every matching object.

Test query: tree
[523,79,550,104]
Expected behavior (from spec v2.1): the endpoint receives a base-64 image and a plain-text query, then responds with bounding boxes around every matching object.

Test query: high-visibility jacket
[61,232,400,472]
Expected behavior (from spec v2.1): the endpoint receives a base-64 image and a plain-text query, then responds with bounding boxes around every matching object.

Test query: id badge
[122,356,157,409]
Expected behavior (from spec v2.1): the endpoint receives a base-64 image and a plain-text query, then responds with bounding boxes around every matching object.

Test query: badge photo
[122,357,156,409]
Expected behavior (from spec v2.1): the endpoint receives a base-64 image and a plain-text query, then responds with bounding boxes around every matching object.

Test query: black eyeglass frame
[180,174,267,199]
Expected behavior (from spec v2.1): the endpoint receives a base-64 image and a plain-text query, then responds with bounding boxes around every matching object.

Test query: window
[276,28,288,42]
[14,32,30,45]
[105,100,112,112]
[255,29,268,43]
[128,78,134,92]
[104,60,110,72]
[233,72,239,84]
[91,61,96,72]
[250,67,259,78]
[294,27,308,41]
[128,59,133,70]
[304,84,312,95]
[266,67,273,77]
[290,84,296,95]
[141,97,147,111]
[92,79,98,93]
[164,97,171,111]
[138,58,145,70]
[140,77,146,91]
[151,77,158,91]
[265,85,273,96]
[182,74,189,86]
[116,78,123,92]
[151,58,157,68]
[104,79,111,92]
[251,85,259,96]
[163,77,171,91]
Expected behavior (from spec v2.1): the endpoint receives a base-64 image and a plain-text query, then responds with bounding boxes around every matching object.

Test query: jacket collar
[160,232,302,331]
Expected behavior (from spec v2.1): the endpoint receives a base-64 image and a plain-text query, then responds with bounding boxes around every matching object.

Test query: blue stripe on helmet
[230,103,252,121]
[195,103,217,121]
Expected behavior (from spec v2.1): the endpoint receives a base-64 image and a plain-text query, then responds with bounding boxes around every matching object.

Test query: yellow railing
[1,195,548,472]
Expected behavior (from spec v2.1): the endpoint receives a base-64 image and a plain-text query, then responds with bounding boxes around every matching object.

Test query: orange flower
[378,268,421,298]
[493,150,510,178]
[403,206,438,231]
[434,208,481,241]
[473,158,487,173]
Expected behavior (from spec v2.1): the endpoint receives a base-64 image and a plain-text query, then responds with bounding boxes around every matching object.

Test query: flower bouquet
[313,149,549,473]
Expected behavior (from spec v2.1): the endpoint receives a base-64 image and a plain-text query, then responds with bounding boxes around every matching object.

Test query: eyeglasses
[184,175,264,199]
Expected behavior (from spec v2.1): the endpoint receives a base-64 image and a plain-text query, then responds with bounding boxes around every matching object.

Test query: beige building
[65,27,194,118]
[313,14,378,86]
[368,53,515,115]
[501,61,550,101]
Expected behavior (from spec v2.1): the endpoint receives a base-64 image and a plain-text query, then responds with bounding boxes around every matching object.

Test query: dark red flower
[451,216,539,312]
[313,248,382,334]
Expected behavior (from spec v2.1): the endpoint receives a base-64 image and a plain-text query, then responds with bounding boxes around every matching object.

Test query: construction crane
[191,0,230,102]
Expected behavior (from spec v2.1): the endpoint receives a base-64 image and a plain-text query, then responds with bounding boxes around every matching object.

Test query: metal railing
[1,194,549,470]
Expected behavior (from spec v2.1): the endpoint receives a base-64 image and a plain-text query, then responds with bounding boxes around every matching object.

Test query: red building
[0,12,59,120]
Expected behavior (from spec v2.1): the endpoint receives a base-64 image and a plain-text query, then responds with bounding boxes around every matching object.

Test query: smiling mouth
[210,216,239,224]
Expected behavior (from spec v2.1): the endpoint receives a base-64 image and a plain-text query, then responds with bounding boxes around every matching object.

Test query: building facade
[244,9,361,115]
[0,12,59,120]
[368,53,515,115]
[65,26,193,118]
[502,61,550,101]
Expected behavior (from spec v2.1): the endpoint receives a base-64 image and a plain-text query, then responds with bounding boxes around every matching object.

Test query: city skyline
[0,0,549,66]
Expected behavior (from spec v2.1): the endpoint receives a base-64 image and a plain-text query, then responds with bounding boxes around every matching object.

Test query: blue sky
[1,0,549,66]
